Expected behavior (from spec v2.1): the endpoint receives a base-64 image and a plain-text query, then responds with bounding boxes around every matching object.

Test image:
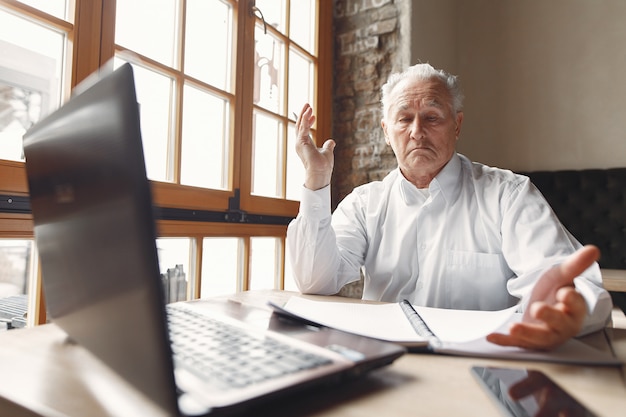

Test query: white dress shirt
[287,153,612,335]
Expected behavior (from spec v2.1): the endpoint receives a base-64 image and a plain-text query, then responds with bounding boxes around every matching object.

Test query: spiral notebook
[271,296,621,366]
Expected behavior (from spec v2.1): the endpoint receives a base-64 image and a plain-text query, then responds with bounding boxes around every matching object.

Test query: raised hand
[295,103,336,190]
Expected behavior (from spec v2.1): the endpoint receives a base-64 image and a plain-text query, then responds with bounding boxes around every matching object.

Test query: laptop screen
[23,63,179,414]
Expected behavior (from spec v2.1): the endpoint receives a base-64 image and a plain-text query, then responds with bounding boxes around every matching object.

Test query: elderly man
[287,63,612,350]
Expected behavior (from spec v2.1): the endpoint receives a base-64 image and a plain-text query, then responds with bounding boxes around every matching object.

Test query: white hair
[380,63,464,119]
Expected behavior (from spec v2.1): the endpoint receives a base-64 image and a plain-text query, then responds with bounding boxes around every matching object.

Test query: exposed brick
[353,78,376,93]
[358,63,377,79]
[332,0,406,209]
[375,4,398,21]
[368,169,393,181]
[340,36,379,55]
[336,56,352,71]
[335,84,355,98]
[368,18,397,36]
[335,0,393,18]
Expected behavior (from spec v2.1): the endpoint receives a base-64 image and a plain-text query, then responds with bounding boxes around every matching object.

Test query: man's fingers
[530,301,561,325]
[321,139,336,152]
[555,286,587,316]
[295,104,316,144]
[487,293,585,350]
[557,245,600,285]
[522,245,599,324]
[486,322,561,350]
[487,247,597,351]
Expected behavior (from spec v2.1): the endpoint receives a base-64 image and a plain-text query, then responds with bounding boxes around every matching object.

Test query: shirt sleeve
[574,276,613,335]
[501,178,612,335]
[286,185,348,295]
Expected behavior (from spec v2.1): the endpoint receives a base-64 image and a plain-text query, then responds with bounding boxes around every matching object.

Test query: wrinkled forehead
[389,78,453,113]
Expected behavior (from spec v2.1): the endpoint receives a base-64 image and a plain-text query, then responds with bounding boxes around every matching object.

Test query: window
[157,237,191,303]
[0,0,331,325]
[201,237,242,297]
[0,9,66,162]
[0,239,34,329]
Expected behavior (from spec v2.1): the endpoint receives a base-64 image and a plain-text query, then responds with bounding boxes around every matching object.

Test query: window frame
[0,0,332,325]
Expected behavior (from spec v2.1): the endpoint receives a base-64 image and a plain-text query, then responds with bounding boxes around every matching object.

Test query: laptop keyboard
[166,304,333,391]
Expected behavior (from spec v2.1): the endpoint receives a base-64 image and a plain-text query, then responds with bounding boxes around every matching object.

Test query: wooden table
[602,269,626,292]
[0,290,624,417]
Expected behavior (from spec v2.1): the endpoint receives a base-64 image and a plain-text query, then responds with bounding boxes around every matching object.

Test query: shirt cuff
[300,184,332,219]
[573,276,613,335]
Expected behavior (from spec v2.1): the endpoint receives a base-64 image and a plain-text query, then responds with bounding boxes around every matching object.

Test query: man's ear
[455,112,464,139]
[381,119,390,145]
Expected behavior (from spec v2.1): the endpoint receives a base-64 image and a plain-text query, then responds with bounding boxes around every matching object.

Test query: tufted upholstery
[521,168,626,269]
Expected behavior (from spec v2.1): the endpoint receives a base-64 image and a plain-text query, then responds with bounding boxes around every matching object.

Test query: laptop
[22,63,405,416]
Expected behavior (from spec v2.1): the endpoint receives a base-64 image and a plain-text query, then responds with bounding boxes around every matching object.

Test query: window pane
[0,11,64,161]
[252,112,283,198]
[256,0,286,34]
[201,238,241,297]
[289,0,316,53]
[115,59,173,182]
[115,0,178,67]
[254,25,284,114]
[0,239,33,330]
[134,66,173,182]
[286,123,304,201]
[287,49,314,127]
[249,237,279,291]
[283,236,298,291]
[156,238,190,303]
[15,0,69,20]
[185,0,233,91]
[181,84,230,189]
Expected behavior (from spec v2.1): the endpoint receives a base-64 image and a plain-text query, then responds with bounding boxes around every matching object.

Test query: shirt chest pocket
[446,250,509,283]
[444,250,513,310]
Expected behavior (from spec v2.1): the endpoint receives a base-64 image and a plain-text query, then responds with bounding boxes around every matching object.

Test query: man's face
[381,78,463,187]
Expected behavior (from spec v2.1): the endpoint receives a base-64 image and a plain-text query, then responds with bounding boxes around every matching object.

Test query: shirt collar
[397,153,463,205]
[430,152,463,204]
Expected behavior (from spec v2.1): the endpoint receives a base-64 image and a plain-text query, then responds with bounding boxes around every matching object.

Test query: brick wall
[331,0,406,209]
[331,0,407,298]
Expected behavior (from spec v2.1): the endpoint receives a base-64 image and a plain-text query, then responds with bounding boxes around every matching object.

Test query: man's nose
[409,117,424,140]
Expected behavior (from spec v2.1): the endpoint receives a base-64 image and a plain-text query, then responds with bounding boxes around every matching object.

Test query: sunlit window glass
[248,237,280,291]
[114,59,173,182]
[185,0,233,91]
[287,49,314,128]
[181,84,230,189]
[15,0,68,20]
[115,0,178,67]
[0,10,64,161]
[252,111,283,197]
[0,239,33,329]
[156,238,190,303]
[286,123,304,201]
[254,26,284,114]
[283,236,298,291]
[289,0,316,54]
[201,238,241,297]
[256,0,286,34]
